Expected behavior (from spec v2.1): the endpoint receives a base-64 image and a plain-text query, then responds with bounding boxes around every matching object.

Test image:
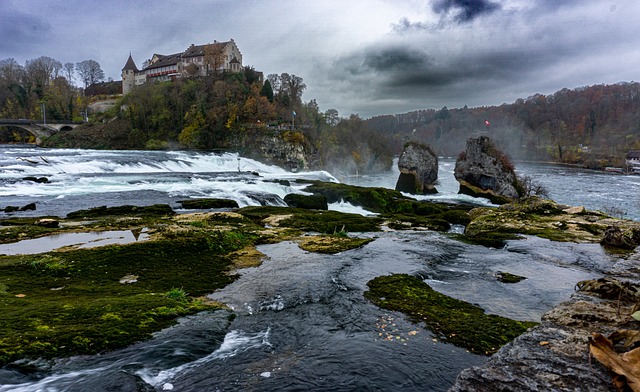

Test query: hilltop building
[121,39,243,95]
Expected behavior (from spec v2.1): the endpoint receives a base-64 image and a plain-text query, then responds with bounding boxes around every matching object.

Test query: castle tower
[121,54,138,95]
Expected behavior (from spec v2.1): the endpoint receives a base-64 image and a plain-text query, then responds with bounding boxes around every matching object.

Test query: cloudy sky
[2,0,639,118]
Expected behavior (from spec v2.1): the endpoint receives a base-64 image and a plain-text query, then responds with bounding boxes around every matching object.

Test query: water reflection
[0,229,149,255]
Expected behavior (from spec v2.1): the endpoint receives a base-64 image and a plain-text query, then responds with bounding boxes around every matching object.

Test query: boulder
[284,194,328,210]
[19,202,37,211]
[35,218,59,228]
[178,198,239,210]
[395,141,438,194]
[454,136,519,204]
[23,176,49,183]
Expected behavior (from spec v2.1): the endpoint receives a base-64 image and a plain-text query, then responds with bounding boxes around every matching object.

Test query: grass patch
[364,274,537,355]
[0,231,247,365]
[297,235,374,254]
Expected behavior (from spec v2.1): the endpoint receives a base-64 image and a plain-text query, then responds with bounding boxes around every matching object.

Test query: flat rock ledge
[449,253,640,392]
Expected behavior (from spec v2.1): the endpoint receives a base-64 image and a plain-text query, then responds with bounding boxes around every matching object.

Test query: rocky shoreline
[450,249,640,391]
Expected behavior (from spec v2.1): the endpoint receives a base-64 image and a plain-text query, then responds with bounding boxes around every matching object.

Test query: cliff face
[43,125,311,171]
[240,129,309,171]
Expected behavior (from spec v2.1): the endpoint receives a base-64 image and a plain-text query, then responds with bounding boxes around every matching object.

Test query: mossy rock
[297,235,374,254]
[283,194,328,210]
[364,274,537,355]
[499,197,564,215]
[385,215,451,231]
[495,271,527,283]
[239,206,381,234]
[413,202,445,216]
[0,231,251,365]
[463,198,637,245]
[303,181,415,214]
[458,181,513,205]
[438,209,471,225]
[67,204,175,219]
[178,198,239,210]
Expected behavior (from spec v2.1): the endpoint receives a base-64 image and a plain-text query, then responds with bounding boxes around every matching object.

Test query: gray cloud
[1,0,639,119]
[431,0,501,23]
[0,10,52,54]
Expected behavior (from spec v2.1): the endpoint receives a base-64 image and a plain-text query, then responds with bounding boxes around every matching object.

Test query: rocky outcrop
[242,129,309,171]
[283,194,328,210]
[454,136,519,204]
[395,141,438,194]
[178,198,239,210]
[449,269,640,392]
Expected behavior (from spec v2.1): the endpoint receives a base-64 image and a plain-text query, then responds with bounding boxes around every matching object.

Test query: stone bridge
[0,119,82,144]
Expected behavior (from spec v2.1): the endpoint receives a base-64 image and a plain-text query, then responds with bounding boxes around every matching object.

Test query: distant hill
[366,82,640,168]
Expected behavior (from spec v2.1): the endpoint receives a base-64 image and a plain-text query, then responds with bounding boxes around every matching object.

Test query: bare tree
[267,74,280,94]
[63,62,74,84]
[76,59,105,90]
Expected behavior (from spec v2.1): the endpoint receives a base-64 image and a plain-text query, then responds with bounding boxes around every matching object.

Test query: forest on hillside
[0,56,393,174]
[2,55,639,171]
[367,82,640,168]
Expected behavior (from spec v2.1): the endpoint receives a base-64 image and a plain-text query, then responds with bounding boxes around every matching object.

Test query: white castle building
[122,39,243,94]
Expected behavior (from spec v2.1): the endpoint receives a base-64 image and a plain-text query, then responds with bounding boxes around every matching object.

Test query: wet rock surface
[454,136,519,204]
[449,252,640,392]
[395,141,438,194]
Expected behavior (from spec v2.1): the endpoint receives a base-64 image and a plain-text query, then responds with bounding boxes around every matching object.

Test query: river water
[0,146,636,391]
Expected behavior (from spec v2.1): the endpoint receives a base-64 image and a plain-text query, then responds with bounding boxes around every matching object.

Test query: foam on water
[0,367,109,392]
[328,200,379,216]
[137,328,271,388]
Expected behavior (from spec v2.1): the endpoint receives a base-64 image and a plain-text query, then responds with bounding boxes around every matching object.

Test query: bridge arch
[0,119,81,144]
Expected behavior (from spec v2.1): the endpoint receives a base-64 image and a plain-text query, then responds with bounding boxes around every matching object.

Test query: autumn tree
[26,56,62,99]
[204,43,224,76]
[325,109,339,126]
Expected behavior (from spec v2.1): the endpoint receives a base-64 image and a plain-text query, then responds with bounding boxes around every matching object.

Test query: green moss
[178,199,239,209]
[384,215,451,231]
[283,194,328,210]
[0,232,244,365]
[66,204,175,219]
[0,224,62,244]
[495,271,527,283]
[364,274,537,355]
[239,206,382,234]
[438,209,471,225]
[303,181,414,213]
[297,235,374,254]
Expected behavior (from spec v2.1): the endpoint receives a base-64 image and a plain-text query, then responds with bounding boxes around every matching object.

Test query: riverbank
[450,251,640,392]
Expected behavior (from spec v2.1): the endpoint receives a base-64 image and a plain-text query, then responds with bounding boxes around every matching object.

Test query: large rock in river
[395,141,438,194]
[454,136,519,204]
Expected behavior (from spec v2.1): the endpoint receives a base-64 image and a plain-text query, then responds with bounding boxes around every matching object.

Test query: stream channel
[0,230,616,391]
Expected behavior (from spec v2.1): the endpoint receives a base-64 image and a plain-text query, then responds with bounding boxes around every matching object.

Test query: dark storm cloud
[431,0,501,23]
[335,43,551,90]
[0,10,52,53]
[362,47,432,73]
